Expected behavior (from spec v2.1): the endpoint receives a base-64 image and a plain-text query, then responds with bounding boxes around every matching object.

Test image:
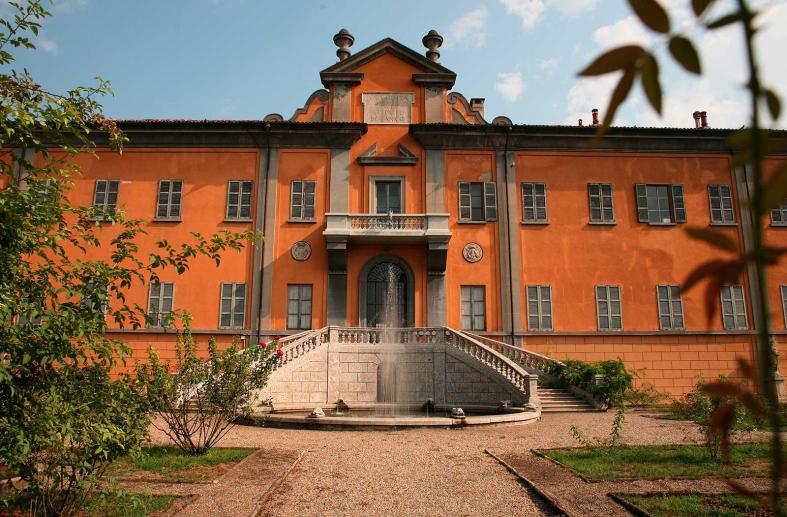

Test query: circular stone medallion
[291,241,312,261]
[462,242,483,263]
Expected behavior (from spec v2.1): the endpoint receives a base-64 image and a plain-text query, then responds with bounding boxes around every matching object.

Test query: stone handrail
[272,327,329,371]
[463,332,564,377]
[444,328,534,403]
[331,326,441,345]
[350,214,425,231]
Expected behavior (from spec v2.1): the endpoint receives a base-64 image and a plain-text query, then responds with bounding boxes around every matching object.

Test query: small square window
[290,181,316,221]
[92,180,120,219]
[708,184,735,224]
[526,285,553,330]
[720,285,748,330]
[771,202,787,226]
[460,285,486,330]
[155,180,183,220]
[635,184,686,224]
[521,182,548,223]
[287,284,312,330]
[147,282,175,327]
[458,182,497,222]
[588,183,614,223]
[596,285,622,331]
[657,284,684,330]
[219,283,246,328]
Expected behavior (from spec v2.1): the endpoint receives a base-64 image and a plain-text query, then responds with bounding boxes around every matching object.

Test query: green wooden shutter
[484,182,497,221]
[635,184,648,222]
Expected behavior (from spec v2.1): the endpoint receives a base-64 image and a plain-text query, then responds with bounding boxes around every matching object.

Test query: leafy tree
[579,0,785,512]
[0,2,253,514]
[136,314,281,455]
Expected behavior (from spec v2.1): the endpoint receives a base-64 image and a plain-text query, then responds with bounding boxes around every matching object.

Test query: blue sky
[11,0,787,129]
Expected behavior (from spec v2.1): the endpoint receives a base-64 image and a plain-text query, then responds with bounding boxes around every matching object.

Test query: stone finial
[422,29,443,62]
[333,28,355,61]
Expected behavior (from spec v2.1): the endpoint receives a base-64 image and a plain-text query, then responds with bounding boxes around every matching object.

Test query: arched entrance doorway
[359,256,414,327]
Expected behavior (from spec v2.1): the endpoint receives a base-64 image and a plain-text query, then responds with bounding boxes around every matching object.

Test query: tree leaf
[640,53,662,114]
[685,227,738,253]
[628,0,671,33]
[706,11,743,29]
[763,161,787,211]
[682,259,731,292]
[597,67,637,134]
[692,0,717,17]
[578,45,645,76]
[765,88,782,121]
[668,36,702,74]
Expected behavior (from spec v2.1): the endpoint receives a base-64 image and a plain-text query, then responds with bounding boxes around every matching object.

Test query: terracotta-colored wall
[445,151,501,331]
[66,149,258,331]
[270,150,330,330]
[516,152,747,332]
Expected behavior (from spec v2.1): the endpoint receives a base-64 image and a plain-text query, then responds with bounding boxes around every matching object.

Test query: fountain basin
[240,404,540,430]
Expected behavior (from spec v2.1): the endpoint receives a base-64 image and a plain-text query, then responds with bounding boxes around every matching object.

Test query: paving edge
[251,449,306,515]
[607,493,651,516]
[484,449,572,517]
[531,449,594,483]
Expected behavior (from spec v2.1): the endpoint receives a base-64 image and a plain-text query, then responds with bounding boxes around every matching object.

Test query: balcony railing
[323,212,451,243]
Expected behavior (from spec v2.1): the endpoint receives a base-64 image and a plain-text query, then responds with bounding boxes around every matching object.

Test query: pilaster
[257,147,279,332]
[497,150,523,342]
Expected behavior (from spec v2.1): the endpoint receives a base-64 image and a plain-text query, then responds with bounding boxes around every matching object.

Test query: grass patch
[541,443,770,480]
[108,446,256,482]
[619,493,764,517]
[1,493,178,517]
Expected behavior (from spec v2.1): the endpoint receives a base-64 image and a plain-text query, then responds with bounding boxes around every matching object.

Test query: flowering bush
[136,315,280,455]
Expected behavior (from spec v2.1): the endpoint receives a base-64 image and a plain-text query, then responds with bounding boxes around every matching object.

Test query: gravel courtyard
[149,412,707,516]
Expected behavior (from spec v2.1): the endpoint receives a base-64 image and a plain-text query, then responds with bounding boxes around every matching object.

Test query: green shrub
[555,359,633,408]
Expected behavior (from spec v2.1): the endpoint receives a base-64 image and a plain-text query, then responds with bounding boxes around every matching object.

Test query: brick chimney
[700,111,708,128]
[693,111,701,128]
[578,119,583,126]
[591,108,599,127]
[470,98,485,118]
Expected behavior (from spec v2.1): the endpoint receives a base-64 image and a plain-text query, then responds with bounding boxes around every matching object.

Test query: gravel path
[146,411,711,516]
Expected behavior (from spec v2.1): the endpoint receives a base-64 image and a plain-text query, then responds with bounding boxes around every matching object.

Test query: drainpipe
[502,125,516,346]
[255,122,272,345]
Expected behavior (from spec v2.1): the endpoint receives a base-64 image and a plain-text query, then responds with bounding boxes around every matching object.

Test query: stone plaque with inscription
[362,93,414,125]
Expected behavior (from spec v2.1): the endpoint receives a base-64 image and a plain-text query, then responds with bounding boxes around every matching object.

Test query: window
[147,282,174,327]
[771,202,787,226]
[17,291,43,326]
[92,180,119,219]
[460,286,486,330]
[83,281,108,315]
[526,285,552,330]
[708,184,735,224]
[635,184,686,224]
[781,286,787,329]
[226,180,253,220]
[155,180,183,220]
[657,285,684,330]
[588,183,614,223]
[375,180,402,214]
[720,285,747,330]
[290,180,316,221]
[596,285,622,331]
[521,182,548,223]
[458,182,497,222]
[287,284,312,330]
[219,283,246,328]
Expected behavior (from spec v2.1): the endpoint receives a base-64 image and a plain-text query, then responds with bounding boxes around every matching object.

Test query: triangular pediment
[320,38,456,87]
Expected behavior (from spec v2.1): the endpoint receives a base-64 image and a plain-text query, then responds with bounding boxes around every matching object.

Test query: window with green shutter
[458,182,497,222]
[635,183,686,224]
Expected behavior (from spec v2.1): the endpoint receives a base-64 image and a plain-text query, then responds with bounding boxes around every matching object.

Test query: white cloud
[500,0,597,30]
[445,6,489,48]
[37,38,58,55]
[500,0,545,29]
[593,15,651,48]
[52,0,88,12]
[538,57,559,73]
[495,71,525,102]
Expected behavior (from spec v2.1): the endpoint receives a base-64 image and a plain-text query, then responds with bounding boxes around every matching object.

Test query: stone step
[542,407,606,413]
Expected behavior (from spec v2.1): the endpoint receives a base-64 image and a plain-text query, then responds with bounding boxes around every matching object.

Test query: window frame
[92,179,120,220]
[225,180,253,221]
[218,282,247,329]
[707,184,736,225]
[720,284,748,330]
[526,285,553,331]
[289,180,317,222]
[781,285,787,330]
[635,183,686,225]
[521,182,549,224]
[656,284,685,331]
[286,284,313,330]
[587,182,615,224]
[595,285,623,331]
[457,181,497,223]
[771,202,787,227]
[147,282,175,328]
[154,179,184,221]
[460,285,487,331]
[369,176,405,215]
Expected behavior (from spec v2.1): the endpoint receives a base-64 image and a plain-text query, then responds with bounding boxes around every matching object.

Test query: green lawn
[540,443,770,480]
[619,493,764,517]
[108,446,256,482]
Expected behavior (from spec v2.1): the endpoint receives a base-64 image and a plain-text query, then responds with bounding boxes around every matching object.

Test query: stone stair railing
[270,327,329,371]
[332,326,441,345]
[463,332,564,379]
[444,328,536,405]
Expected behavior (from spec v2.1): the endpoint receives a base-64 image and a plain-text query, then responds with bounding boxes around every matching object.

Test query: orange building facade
[64,32,787,396]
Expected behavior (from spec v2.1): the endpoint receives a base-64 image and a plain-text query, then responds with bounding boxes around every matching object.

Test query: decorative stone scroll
[291,241,312,261]
[361,93,414,125]
[462,242,483,263]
